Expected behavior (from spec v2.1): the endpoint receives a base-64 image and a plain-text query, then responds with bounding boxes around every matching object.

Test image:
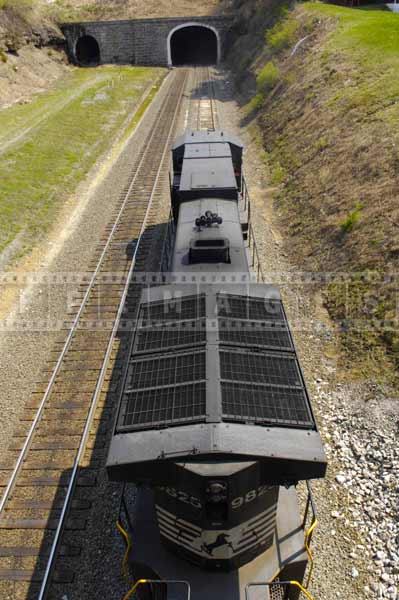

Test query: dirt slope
[229,1,399,382]
[57,0,231,20]
[0,2,68,108]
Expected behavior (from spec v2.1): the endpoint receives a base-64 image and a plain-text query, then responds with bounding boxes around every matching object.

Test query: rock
[371,582,379,592]
[387,586,397,599]
[335,474,346,484]
[351,567,359,579]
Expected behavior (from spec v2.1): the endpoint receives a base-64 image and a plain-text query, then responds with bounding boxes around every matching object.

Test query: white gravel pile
[315,382,399,600]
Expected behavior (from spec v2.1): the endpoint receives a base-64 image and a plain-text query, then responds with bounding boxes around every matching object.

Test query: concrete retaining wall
[61,16,232,67]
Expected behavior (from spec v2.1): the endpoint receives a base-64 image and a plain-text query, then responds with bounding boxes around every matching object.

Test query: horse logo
[201,533,234,556]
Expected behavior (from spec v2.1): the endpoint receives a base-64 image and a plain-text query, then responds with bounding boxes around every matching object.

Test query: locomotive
[106,130,327,600]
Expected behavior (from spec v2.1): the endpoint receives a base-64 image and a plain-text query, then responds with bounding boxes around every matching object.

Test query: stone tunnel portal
[169,25,218,66]
[75,35,100,66]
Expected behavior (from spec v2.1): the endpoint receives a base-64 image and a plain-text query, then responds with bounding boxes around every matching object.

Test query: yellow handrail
[265,514,317,592]
[304,518,318,588]
[245,579,316,600]
[290,580,315,600]
[122,578,148,600]
[116,520,132,583]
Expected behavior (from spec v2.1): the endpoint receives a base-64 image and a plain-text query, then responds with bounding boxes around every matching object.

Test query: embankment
[228,1,399,381]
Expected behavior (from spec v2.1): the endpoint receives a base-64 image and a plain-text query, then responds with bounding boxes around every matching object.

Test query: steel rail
[37,68,189,600]
[196,67,203,130]
[207,65,216,131]
[207,66,218,130]
[195,66,218,131]
[0,71,174,514]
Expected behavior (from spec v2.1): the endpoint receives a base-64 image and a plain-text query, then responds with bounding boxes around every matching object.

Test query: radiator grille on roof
[136,320,207,353]
[141,294,205,323]
[217,294,284,321]
[116,288,316,433]
[128,351,206,389]
[122,382,206,429]
[220,350,301,387]
[120,351,207,430]
[117,294,208,432]
[218,319,293,352]
[221,382,312,428]
[219,349,313,427]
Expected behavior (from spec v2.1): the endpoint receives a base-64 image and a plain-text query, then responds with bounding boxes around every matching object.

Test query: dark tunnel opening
[170,26,218,66]
[76,35,100,66]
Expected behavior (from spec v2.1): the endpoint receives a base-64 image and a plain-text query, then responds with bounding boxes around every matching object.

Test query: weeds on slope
[0,65,164,259]
[240,2,399,380]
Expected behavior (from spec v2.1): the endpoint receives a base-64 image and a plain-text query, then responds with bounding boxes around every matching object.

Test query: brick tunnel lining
[76,35,100,66]
[170,26,218,66]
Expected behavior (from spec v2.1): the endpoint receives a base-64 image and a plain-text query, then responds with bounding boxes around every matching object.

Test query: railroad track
[0,65,219,600]
[189,66,219,131]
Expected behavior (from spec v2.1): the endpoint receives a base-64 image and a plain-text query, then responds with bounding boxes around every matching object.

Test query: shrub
[315,137,328,151]
[245,93,265,113]
[256,61,280,94]
[340,202,363,233]
[0,49,7,63]
[0,0,34,13]
[271,162,287,185]
[266,17,299,53]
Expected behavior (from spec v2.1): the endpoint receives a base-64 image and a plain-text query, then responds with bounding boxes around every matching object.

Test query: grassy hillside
[53,0,230,21]
[235,2,399,381]
[0,0,229,25]
[0,65,163,261]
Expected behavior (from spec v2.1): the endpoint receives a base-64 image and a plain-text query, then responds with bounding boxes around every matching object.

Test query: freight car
[106,130,327,600]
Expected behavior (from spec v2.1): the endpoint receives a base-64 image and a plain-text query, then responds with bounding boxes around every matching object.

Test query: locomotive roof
[107,284,327,485]
[171,198,249,273]
[172,129,243,151]
[180,156,237,193]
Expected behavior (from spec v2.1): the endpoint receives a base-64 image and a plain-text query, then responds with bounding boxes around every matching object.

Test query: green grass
[0,0,34,13]
[303,3,399,121]
[0,66,164,256]
[245,93,265,114]
[256,60,280,93]
[245,61,281,115]
[266,15,299,52]
[340,201,363,234]
[0,69,113,147]
[304,2,399,67]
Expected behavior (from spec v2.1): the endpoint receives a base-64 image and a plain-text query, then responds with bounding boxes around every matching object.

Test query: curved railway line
[0,66,219,600]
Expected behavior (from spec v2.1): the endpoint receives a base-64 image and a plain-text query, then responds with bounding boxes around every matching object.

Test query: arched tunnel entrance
[75,35,100,66]
[169,25,218,66]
